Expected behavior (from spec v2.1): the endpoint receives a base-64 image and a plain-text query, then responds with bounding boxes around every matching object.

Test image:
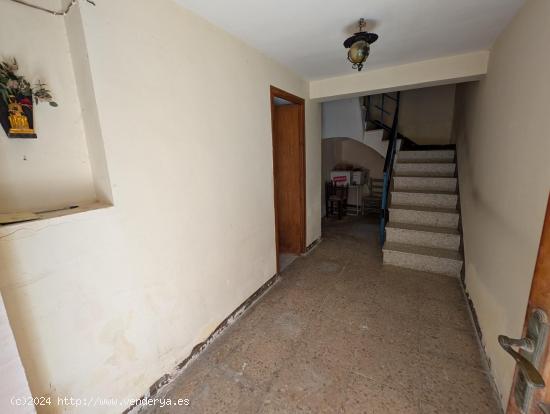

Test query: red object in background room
[330,171,351,186]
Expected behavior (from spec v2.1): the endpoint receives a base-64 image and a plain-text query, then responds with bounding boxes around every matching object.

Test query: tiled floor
[145,217,502,414]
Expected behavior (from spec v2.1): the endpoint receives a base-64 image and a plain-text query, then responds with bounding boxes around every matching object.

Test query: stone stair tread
[393,171,456,177]
[383,242,463,261]
[395,159,456,164]
[391,189,457,195]
[398,150,455,156]
[389,204,459,214]
[393,174,457,179]
[393,176,458,191]
[385,222,459,235]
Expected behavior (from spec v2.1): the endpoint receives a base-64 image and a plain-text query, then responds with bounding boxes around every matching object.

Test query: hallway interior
[145,217,501,414]
[2,1,550,412]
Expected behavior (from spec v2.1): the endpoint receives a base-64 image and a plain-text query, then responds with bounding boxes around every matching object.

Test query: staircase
[363,92,416,147]
[382,149,463,277]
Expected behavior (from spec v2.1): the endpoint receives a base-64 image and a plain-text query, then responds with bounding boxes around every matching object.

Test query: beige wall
[322,138,384,182]
[453,0,550,406]
[399,85,456,145]
[0,0,96,213]
[310,51,489,101]
[0,295,34,414]
[367,84,456,145]
[340,140,385,180]
[0,0,321,412]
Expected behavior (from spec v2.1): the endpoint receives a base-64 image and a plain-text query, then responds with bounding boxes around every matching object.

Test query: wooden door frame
[270,85,306,272]
[507,193,550,413]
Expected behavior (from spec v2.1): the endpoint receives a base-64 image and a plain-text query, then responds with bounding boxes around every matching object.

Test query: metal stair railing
[379,91,401,244]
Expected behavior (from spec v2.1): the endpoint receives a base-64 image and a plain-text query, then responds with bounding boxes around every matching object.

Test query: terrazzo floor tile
[418,354,498,414]
[143,216,501,414]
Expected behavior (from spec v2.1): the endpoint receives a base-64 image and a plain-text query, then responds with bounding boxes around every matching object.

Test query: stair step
[389,204,460,229]
[385,222,461,251]
[397,150,455,162]
[395,158,455,164]
[391,190,458,209]
[393,176,457,192]
[394,162,456,177]
[383,242,463,277]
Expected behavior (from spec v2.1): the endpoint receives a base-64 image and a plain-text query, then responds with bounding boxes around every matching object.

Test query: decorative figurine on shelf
[7,95,34,136]
[0,58,57,139]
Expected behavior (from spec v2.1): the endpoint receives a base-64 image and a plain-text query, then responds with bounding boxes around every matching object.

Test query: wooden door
[272,104,304,255]
[508,194,550,414]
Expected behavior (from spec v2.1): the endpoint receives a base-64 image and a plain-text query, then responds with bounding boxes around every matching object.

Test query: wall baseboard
[461,281,505,413]
[124,272,281,413]
[305,237,322,254]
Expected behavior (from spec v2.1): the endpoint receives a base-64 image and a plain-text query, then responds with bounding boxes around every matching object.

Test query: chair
[325,181,349,219]
[362,177,383,215]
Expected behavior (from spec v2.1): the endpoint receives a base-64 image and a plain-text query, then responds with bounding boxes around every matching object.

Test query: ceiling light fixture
[343,18,378,72]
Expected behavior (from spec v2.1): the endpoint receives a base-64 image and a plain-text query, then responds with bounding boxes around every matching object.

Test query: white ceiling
[175,0,525,80]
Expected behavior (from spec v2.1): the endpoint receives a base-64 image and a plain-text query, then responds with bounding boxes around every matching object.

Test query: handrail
[379,92,401,244]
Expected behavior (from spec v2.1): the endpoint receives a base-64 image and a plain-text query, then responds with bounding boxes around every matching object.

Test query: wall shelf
[0,202,112,229]
[0,5,113,220]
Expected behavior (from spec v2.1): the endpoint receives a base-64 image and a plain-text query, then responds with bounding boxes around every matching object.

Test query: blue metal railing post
[379,92,401,245]
[379,171,389,244]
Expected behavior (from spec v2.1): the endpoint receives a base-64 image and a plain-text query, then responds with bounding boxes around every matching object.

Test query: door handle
[498,335,545,388]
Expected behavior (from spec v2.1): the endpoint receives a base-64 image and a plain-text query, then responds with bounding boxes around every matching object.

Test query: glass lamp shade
[347,40,370,64]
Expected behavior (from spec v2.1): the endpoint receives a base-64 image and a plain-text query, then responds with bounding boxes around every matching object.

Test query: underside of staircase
[382,149,463,277]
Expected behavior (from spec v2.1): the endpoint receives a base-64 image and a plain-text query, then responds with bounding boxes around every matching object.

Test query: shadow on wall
[397,84,456,145]
[322,137,385,184]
